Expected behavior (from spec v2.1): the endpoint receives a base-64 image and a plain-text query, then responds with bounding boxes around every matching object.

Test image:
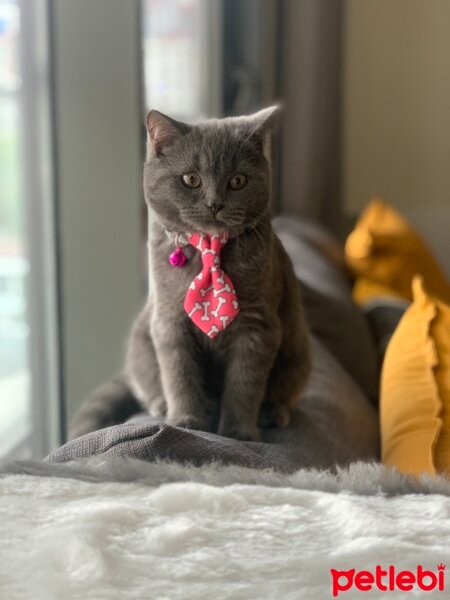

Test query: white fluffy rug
[1,458,450,600]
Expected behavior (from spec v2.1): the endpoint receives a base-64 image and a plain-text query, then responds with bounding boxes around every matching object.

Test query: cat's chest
[152,243,200,300]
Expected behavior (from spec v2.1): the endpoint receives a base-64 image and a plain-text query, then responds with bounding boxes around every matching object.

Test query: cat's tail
[68,375,142,440]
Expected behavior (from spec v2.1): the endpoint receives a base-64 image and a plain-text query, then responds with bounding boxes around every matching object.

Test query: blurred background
[1,0,449,458]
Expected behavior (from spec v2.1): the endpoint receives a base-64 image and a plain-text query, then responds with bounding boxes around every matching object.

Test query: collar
[165,230,189,247]
[165,229,235,246]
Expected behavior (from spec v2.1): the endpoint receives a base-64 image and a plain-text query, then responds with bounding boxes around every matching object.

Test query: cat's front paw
[218,424,261,442]
[166,414,211,432]
[149,396,167,417]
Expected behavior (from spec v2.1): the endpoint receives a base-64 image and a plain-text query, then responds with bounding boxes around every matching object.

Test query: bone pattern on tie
[183,232,239,338]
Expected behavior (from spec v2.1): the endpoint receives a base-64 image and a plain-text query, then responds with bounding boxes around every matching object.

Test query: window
[141,0,222,119]
[0,0,30,456]
[0,0,59,458]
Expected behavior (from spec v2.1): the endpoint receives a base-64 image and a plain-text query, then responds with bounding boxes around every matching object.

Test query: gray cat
[69,107,310,442]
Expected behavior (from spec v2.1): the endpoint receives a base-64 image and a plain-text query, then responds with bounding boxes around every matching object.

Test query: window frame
[19,0,61,457]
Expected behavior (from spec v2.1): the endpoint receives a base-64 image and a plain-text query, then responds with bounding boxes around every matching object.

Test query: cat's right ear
[146,110,190,157]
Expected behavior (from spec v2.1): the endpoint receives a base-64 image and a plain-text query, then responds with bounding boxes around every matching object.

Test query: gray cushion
[363,298,409,362]
[273,215,380,402]
[47,336,379,472]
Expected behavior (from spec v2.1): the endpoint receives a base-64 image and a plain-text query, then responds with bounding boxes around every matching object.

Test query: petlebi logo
[330,564,446,597]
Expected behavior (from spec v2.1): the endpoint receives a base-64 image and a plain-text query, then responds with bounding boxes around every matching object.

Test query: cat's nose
[206,201,224,216]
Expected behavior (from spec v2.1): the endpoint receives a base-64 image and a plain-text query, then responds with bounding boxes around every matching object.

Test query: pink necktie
[184,233,239,338]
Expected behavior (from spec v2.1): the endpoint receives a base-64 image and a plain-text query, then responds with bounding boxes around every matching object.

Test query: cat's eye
[182,172,201,188]
[229,174,247,190]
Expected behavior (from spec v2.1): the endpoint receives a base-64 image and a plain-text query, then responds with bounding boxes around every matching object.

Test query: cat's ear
[146,110,190,157]
[247,105,281,135]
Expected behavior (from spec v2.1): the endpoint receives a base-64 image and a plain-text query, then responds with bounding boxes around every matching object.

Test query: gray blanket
[49,335,379,472]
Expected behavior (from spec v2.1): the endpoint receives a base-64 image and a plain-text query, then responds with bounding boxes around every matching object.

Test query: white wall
[342,0,450,274]
[52,0,144,430]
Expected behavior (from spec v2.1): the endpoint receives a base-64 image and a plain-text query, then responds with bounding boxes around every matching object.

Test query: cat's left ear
[247,105,281,135]
[146,110,190,157]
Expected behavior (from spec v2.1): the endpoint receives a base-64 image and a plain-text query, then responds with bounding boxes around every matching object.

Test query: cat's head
[143,107,279,235]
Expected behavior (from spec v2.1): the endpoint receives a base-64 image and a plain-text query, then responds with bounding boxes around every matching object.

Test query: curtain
[279,0,343,235]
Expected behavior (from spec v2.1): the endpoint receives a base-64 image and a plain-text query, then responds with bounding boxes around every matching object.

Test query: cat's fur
[69,107,310,442]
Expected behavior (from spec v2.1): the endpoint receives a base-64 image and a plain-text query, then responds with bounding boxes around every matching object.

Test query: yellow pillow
[345,198,450,304]
[381,277,450,475]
